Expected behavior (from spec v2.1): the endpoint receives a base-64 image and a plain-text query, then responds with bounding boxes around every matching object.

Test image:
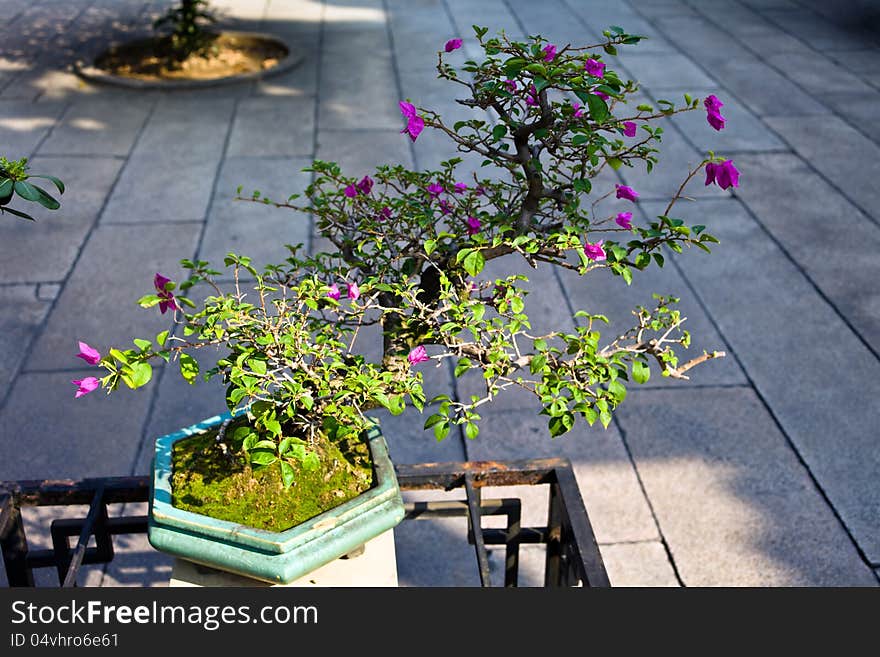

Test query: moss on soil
[171,417,373,533]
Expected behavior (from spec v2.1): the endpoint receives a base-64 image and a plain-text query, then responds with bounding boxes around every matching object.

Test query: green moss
[171,418,373,532]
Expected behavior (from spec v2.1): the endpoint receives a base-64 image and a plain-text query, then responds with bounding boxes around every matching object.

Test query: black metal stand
[1,458,609,588]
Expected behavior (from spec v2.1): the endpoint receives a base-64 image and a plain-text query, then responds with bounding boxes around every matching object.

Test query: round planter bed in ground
[74,31,302,90]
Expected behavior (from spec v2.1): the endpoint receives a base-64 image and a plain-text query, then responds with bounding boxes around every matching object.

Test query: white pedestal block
[169,529,398,587]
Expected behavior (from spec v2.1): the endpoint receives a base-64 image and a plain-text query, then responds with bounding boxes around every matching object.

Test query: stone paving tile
[765,114,880,226]
[465,408,661,545]
[599,541,680,586]
[649,88,786,153]
[617,387,877,585]
[565,0,678,53]
[316,128,414,175]
[0,99,66,157]
[0,155,123,283]
[761,8,878,51]
[253,46,320,98]
[135,96,234,158]
[395,514,480,586]
[319,29,400,131]
[765,52,875,95]
[825,48,880,75]
[38,97,153,156]
[670,198,880,564]
[445,0,522,39]
[0,370,154,480]
[25,223,201,370]
[823,91,880,145]
[227,95,315,157]
[386,0,457,76]
[101,151,219,224]
[652,16,829,118]
[615,52,717,89]
[0,286,50,395]
[729,154,880,351]
[199,156,313,268]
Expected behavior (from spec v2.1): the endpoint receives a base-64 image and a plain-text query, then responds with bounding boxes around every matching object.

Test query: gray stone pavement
[1,0,878,586]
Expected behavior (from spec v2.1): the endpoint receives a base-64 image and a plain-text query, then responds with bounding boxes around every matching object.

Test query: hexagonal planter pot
[147,411,405,584]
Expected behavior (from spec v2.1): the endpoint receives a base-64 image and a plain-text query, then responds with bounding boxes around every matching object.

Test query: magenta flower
[705,160,740,190]
[454,182,468,193]
[475,186,486,196]
[445,38,463,53]
[623,121,637,137]
[593,90,610,101]
[615,212,633,230]
[572,102,585,118]
[583,240,606,262]
[399,101,424,142]
[704,95,726,131]
[427,182,444,198]
[154,273,179,314]
[377,206,392,221]
[615,184,639,202]
[466,216,482,236]
[439,199,452,215]
[526,84,539,107]
[407,345,430,365]
[327,283,341,300]
[75,341,101,366]
[543,44,557,62]
[344,184,357,198]
[72,376,100,399]
[504,79,517,92]
[585,58,605,78]
[356,175,373,195]
[466,280,478,293]
[347,282,360,301]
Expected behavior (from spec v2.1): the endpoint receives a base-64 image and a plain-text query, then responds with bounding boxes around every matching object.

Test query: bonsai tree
[0,156,65,221]
[77,27,736,514]
[153,0,218,65]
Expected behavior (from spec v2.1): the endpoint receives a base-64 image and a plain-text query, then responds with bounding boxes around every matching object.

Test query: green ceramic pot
[147,411,404,584]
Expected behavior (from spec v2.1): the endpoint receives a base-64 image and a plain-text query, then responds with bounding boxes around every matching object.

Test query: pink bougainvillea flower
[705,160,740,190]
[504,79,517,92]
[154,273,179,314]
[347,282,360,301]
[704,94,726,131]
[583,240,606,262]
[399,101,424,142]
[543,44,557,62]
[615,184,639,202]
[356,175,373,195]
[571,102,585,118]
[466,280,478,293]
[407,345,430,365]
[622,121,637,137]
[344,184,357,198]
[475,186,486,196]
[615,212,633,229]
[377,206,392,221]
[526,84,539,106]
[439,199,453,215]
[445,38,463,52]
[454,182,468,193]
[584,58,605,78]
[72,376,100,399]
[327,283,341,300]
[75,341,101,366]
[593,90,610,101]
[427,182,444,198]
[466,216,482,236]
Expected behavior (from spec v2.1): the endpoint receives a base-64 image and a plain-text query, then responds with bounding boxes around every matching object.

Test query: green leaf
[31,174,64,194]
[280,461,295,488]
[179,353,199,384]
[127,361,152,388]
[632,360,650,384]
[250,450,277,466]
[250,359,267,375]
[548,412,574,437]
[156,330,169,347]
[491,124,507,142]
[454,358,472,378]
[462,250,485,277]
[0,178,13,198]
[607,379,627,402]
[424,239,437,256]
[137,294,161,309]
[0,205,34,221]
[585,93,609,123]
[133,338,152,351]
[607,157,623,171]
[464,422,479,440]
[424,414,445,430]
[13,180,41,202]
[529,354,547,374]
[433,420,450,442]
